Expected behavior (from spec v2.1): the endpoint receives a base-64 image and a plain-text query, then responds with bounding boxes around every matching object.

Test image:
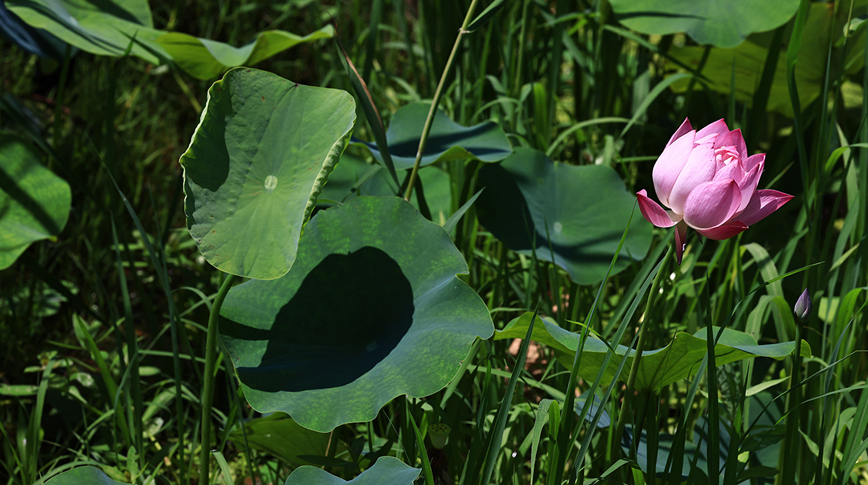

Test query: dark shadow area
[388,123,510,160]
[614,11,704,21]
[220,246,415,392]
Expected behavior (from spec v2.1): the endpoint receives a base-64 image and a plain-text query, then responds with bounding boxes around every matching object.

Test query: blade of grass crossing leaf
[409,413,435,485]
[333,35,399,189]
[530,399,555,482]
[441,338,480,407]
[563,208,639,485]
[442,189,484,235]
[481,309,536,485]
[211,451,234,485]
[467,0,506,32]
[574,256,666,485]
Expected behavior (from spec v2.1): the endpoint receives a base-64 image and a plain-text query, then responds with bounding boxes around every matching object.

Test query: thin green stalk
[199,273,238,485]
[404,0,482,202]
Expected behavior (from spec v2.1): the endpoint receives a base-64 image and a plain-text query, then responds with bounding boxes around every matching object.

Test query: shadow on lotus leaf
[476,163,629,266]
[220,246,415,392]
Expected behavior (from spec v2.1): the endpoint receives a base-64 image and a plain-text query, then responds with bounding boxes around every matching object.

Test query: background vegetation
[1,0,866,484]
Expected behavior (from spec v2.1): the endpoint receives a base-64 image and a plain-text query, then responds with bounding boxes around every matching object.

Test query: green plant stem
[403,0,481,202]
[199,273,237,485]
[611,246,671,472]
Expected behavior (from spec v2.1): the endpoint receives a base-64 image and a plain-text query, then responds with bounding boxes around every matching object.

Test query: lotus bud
[636,118,793,264]
[428,423,451,450]
[794,288,811,321]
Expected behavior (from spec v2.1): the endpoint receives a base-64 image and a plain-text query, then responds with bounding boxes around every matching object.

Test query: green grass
[1,0,867,484]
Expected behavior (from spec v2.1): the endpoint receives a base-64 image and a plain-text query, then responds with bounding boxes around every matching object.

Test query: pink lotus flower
[637,118,793,264]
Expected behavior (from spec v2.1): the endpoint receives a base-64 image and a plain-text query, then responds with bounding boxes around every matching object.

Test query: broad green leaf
[7,0,334,79]
[667,3,866,116]
[180,68,356,280]
[495,313,811,392]
[156,26,334,80]
[0,134,71,270]
[354,103,512,170]
[609,0,800,48]
[44,466,129,485]
[220,196,493,432]
[227,413,329,466]
[285,456,420,485]
[475,147,652,285]
[6,0,165,63]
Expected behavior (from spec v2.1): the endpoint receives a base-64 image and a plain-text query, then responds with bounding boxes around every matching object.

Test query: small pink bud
[794,289,811,321]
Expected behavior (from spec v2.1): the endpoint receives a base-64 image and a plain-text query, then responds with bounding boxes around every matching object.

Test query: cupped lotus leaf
[354,103,512,170]
[180,68,356,280]
[220,196,493,432]
[5,0,165,63]
[0,134,71,270]
[44,466,129,485]
[495,313,811,392]
[285,456,420,485]
[609,0,799,48]
[155,26,334,80]
[476,147,651,285]
[227,413,329,466]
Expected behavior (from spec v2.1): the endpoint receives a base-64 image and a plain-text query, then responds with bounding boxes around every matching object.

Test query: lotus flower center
[264,175,278,191]
[716,146,739,166]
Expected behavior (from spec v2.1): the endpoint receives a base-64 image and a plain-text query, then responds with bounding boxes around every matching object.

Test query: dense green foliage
[1,0,867,484]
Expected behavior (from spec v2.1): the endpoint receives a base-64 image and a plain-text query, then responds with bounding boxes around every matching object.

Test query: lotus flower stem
[404,0,481,202]
[199,273,237,485]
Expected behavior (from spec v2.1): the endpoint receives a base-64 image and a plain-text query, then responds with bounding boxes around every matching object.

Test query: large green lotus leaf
[155,26,334,80]
[44,466,128,485]
[354,103,512,170]
[475,147,651,285]
[6,0,165,63]
[220,196,493,432]
[227,413,329,466]
[0,134,71,270]
[609,0,799,48]
[667,2,866,117]
[285,457,419,485]
[495,313,811,392]
[180,68,356,280]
